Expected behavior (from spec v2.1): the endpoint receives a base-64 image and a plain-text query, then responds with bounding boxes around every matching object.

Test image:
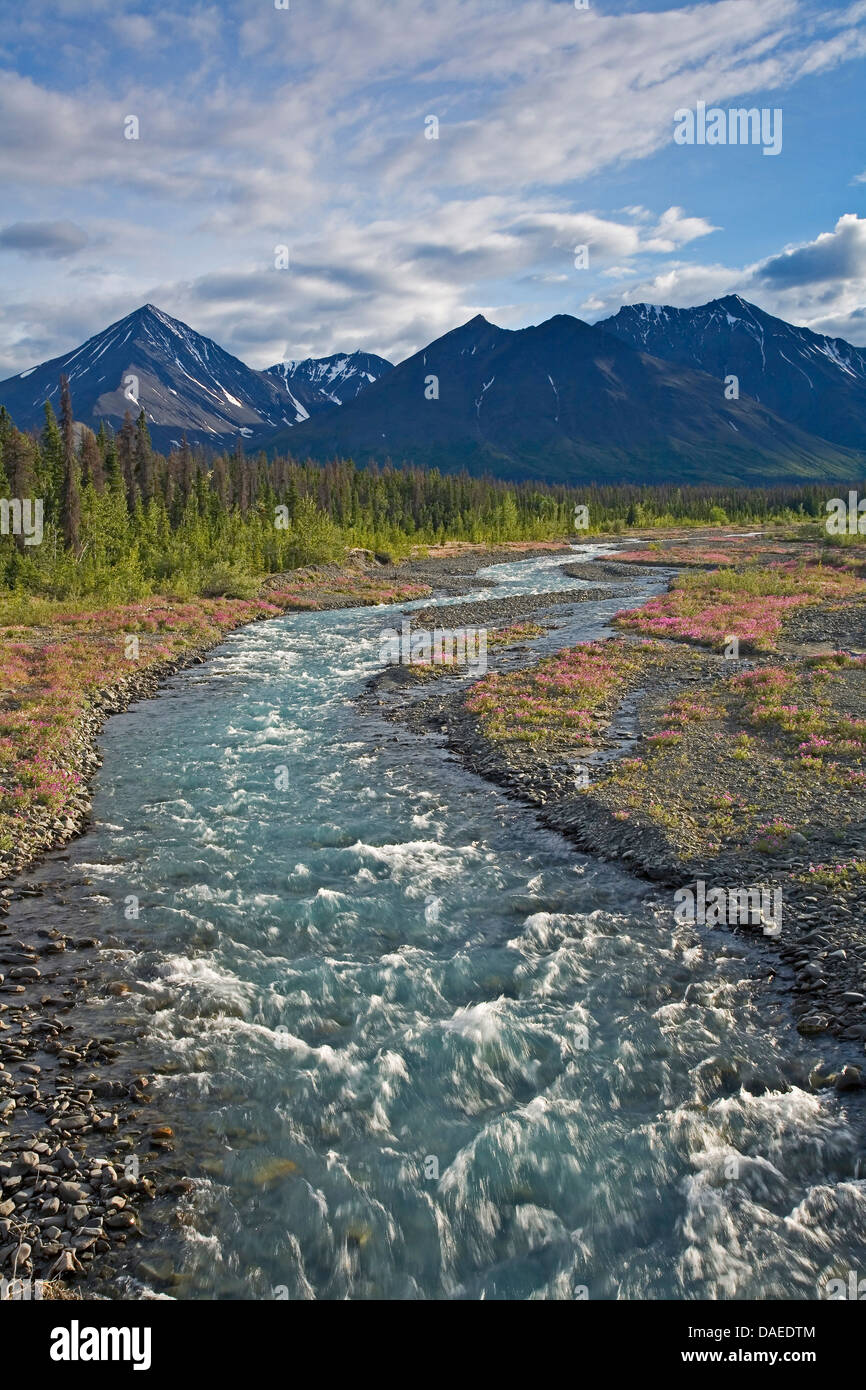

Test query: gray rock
[105,1211,137,1229]
[48,1249,82,1277]
[57,1181,88,1203]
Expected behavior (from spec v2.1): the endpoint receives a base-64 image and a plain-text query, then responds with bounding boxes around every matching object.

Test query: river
[11,548,866,1299]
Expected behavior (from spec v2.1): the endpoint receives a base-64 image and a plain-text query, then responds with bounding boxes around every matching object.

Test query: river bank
[362,533,866,1071]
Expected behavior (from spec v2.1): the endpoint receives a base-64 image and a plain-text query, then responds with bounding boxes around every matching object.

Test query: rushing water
[16,549,866,1299]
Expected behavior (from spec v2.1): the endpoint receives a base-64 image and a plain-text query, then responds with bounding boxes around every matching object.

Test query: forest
[0,378,852,601]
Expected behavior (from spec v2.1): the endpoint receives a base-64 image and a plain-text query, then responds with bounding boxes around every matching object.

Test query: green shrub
[198,563,260,599]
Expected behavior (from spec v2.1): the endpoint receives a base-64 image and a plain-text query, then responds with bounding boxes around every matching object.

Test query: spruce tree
[5,430,37,552]
[117,413,138,510]
[59,375,82,554]
[81,430,105,493]
[135,410,154,502]
[41,400,64,516]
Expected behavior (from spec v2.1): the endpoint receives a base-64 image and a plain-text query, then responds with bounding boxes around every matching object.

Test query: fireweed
[798,861,866,890]
[614,561,866,652]
[610,541,826,568]
[465,638,650,745]
[728,662,866,786]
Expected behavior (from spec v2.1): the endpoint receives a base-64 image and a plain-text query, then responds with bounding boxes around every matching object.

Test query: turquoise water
[26,551,866,1298]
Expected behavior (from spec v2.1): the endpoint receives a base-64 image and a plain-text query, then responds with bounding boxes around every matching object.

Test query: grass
[487,621,546,649]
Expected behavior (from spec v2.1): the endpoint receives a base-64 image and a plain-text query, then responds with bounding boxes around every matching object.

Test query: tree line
[0,380,853,600]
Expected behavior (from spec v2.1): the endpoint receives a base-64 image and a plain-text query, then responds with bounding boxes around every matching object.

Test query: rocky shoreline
[0,641,225,1299]
[408,582,645,633]
[360,548,866,1091]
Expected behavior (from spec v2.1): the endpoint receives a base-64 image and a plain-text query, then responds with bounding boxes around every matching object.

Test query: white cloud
[0,0,865,369]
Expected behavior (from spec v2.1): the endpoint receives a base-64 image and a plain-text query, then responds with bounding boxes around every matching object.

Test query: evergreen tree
[117,413,138,510]
[41,400,64,515]
[81,430,105,493]
[5,430,37,552]
[59,375,82,555]
[135,411,154,502]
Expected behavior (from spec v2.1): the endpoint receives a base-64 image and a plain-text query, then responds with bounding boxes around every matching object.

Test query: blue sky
[1,0,865,376]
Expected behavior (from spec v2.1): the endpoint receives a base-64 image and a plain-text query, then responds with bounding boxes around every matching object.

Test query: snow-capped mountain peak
[263,350,392,417]
[0,309,391,452]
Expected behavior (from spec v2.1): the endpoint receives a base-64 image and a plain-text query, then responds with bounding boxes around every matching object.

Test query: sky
[1,0,866,377]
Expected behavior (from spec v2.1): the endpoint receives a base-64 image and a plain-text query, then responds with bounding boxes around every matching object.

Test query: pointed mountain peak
[131,302,188,330]
[434,313,506,350]
[451,313,497,333]
[713,293,759,313]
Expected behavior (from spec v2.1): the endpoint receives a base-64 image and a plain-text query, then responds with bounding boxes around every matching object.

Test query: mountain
[0,306,387,453]
[263,351,392,423]
[254,312,863,484]
[3,300,863,482]
[0,304,300,452]
[598,295,866,452]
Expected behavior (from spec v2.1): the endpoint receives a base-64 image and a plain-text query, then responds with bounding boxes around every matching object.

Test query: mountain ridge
[254,308,864,484]
[598,295,866,451]
[1,297,864,484]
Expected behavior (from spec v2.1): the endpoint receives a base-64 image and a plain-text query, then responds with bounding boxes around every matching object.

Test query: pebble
[56,1181,89,1203]
[105,1211,137,1229]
